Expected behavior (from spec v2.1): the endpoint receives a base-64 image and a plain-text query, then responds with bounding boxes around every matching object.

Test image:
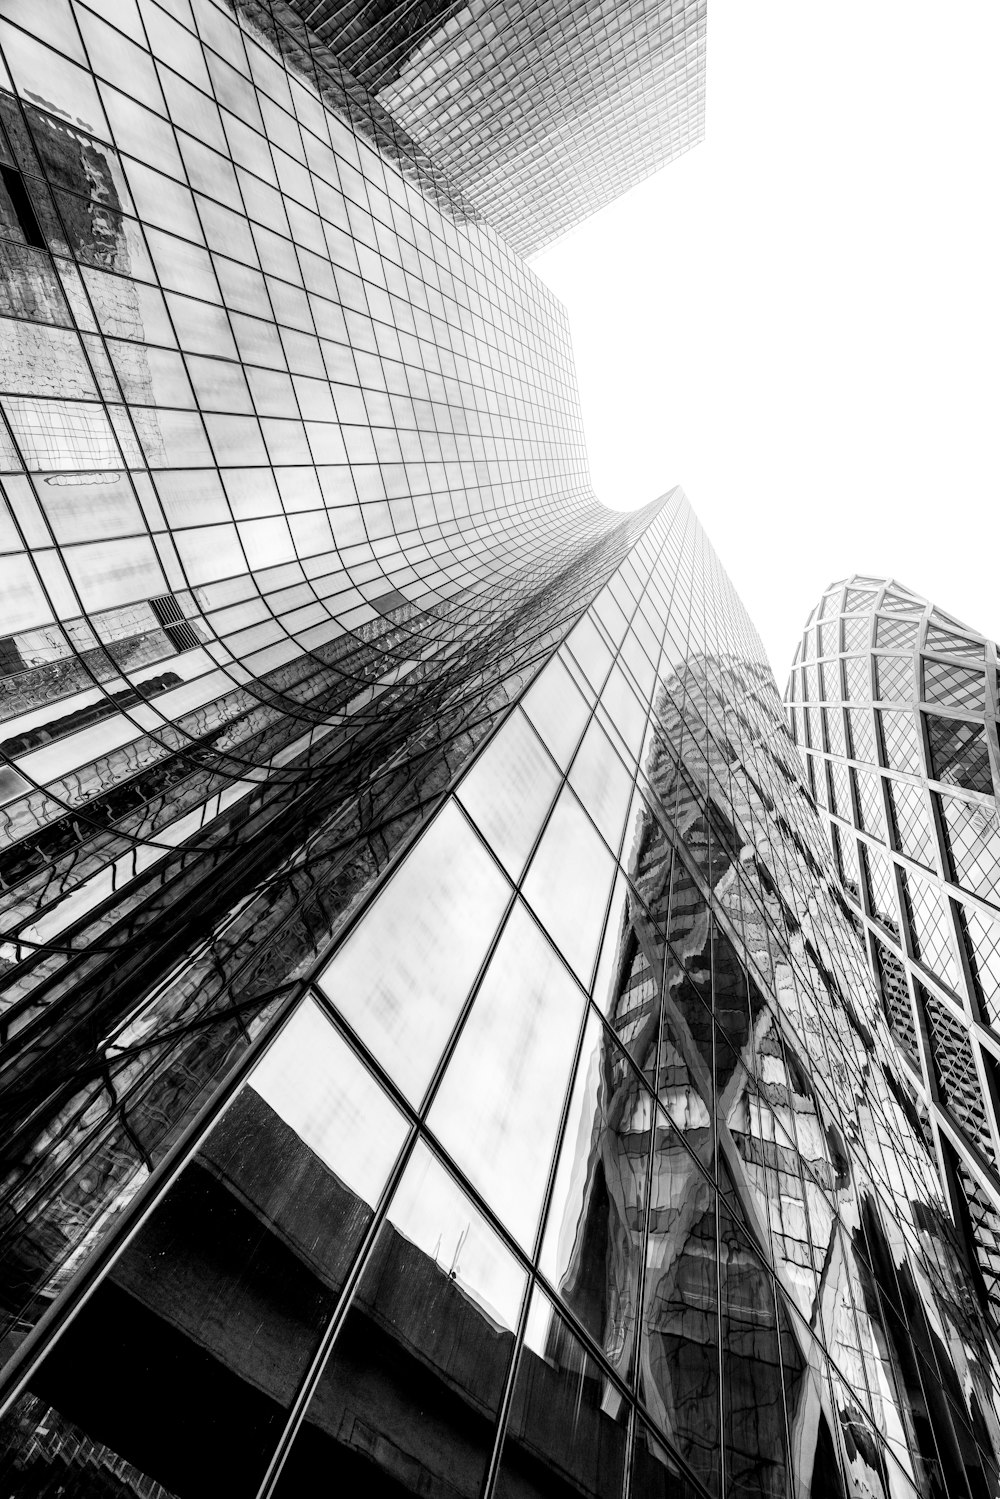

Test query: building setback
[0,2,997,1496]
[787,576,1000,1327]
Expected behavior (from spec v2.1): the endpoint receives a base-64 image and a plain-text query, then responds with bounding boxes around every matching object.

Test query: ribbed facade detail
[786,575,1000,1322]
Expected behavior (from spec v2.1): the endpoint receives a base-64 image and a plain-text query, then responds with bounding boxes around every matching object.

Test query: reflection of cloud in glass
[249,997,407,1203]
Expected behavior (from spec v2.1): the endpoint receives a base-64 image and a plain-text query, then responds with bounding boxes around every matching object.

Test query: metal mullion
[0,955,318,1416]
[478,952,595,1499]
[177,6,358,684]
[0,696,528,1410]
[252,1114,424,1499]
[260,906,577,1498]
[0,73,214,760]
[254,833,525,1486]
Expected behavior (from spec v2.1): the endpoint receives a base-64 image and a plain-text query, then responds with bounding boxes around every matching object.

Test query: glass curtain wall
[3,495,1000,1497]
[0,0,659,1395]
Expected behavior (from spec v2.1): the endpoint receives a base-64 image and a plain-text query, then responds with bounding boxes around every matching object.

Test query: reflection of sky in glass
[522,786,615,982]
[0,0,997,1477]
[430,901,585,1250]
[317,802,510,1102]
[248,997,407,1203]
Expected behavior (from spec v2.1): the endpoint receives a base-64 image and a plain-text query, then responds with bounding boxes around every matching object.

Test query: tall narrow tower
[786,576,1000,1326]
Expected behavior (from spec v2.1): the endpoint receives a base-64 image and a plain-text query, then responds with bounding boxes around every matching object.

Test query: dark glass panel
[0,1000,407,1495]
[719,1208,796,1498]
[271,1143,525,1499]
[540,1009,653,1389]
[493,1286,629,1499]
[925,714,993,796]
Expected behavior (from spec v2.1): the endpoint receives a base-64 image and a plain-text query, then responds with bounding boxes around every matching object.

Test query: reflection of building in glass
[286,0,708,256]
[0,4,998,1497]
[5,481,1000,1496]
[787,576,1000,1329]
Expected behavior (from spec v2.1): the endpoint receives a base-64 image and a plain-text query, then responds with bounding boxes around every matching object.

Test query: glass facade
[286,0,708,257]
[0,4,998,1497]
[0,0,659,1392]
[4,475,1000,1493]
[787,575,1000,1327]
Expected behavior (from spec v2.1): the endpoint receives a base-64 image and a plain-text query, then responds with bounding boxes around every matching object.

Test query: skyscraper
[3,475,1000,1494]
[281,0,708,257]
[786,576,1000,1327]
[0,2,999,1497]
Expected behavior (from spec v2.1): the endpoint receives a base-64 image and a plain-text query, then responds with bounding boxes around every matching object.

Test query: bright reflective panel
[457,707,561,879]
[316,802,510,1103]
[522,786,616,984]
[569,716,635,851]
[521,652,592,769]
[429,902,586,1250]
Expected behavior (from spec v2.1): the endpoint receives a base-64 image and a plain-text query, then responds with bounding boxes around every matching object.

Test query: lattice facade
[786,574,1000,1323]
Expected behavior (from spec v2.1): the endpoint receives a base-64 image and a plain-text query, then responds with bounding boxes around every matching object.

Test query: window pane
[494,1284,628,1499]
[457,707,560,879]
[522,787,616,984]
[0,999,407,1495]
[428,902,586,1250]
[926,713,993,795]
[569,717,635,851]
[271,1142,525,1498]
[521,653,591,768]
[317,802,510,1104]
[540,1008,651,1377]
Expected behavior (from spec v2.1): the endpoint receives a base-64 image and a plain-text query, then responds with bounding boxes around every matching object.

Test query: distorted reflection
[530,649,1000,1497]
[271,1142,526,1498]
[0,998,409,1494]
[493,1285,629,1499]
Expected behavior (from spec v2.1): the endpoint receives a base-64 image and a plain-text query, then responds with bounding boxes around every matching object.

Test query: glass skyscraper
[0,2,998,1496]
[283,0,708,257]
[787,576,1000,1330]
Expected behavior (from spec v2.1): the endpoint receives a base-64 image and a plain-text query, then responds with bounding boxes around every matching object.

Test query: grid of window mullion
[263,910,715,1497]
[166,1,376,685]
[251,515,704,1493]
[785,578,1000,1319]
[0,64,232,766]
[0,0,641,995]
[0,23,352,791]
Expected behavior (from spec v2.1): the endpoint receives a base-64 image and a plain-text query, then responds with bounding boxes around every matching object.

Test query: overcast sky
[532,1,1000,679]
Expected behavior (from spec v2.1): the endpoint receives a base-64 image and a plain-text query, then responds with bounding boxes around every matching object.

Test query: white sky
[532,1,1000,679]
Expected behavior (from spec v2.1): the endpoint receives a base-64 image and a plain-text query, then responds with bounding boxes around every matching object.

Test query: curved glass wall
[0,3,998,1496]
[0,0,656,1372]
[4,486,1000,1495]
